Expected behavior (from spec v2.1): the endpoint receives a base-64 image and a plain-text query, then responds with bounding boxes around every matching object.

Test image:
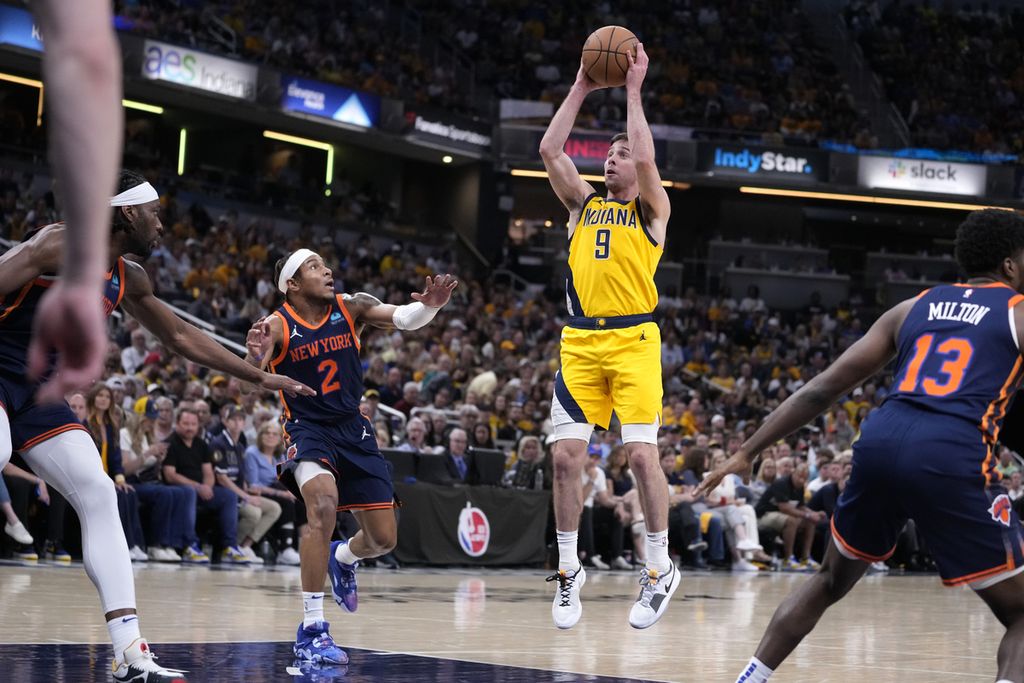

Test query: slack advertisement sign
[697,143,828,182]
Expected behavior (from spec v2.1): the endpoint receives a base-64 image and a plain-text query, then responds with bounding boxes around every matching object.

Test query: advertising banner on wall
[858,156,987,196]
[0,5,42,51]
[405,107,492,152]
[280,76,380,128]
[141,39,258,101]
[696,143,828,182]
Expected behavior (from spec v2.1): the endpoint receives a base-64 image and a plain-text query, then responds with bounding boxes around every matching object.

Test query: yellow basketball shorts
[553,321,663,428]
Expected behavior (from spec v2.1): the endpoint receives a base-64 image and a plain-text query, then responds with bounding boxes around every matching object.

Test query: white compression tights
[0,408,11,471]
[22,429,136,614]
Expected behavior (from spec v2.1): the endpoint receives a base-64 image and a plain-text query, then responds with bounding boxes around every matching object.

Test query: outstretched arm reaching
[697,299,915,496]
[539,59,604,220]
[344,274,458,334]
[119,260,315,397]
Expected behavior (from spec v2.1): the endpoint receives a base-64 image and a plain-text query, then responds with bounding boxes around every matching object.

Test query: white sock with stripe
[736,657,773,682]
[107,614,141,664]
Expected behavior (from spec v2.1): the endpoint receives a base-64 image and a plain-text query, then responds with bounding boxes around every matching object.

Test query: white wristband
[392,302,439,330]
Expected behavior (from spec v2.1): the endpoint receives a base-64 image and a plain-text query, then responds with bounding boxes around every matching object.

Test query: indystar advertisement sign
[858,156,987,196]
[0,5,42,51]
[697,143,828,182]
[142,40,257,101]
[281,76,379,128]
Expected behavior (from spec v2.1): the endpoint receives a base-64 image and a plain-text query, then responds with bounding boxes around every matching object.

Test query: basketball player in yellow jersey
[540,43,676,630]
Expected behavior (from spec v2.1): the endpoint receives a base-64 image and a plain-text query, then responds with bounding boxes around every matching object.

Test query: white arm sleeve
[392,302,440,330]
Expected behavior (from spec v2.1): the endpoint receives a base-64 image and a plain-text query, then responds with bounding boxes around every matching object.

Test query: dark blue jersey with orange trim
[887,283,1024,445]
[269,295,363,423]
[0,226,126,378]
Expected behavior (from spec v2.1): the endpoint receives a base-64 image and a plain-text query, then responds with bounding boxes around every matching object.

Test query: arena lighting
[177,129,187,176]
[263,130,335,194]
[122,99,164,115]
[0,72,44,126]
[510,168,679,188]
[442,155,453,164]
[738,186,1017,212]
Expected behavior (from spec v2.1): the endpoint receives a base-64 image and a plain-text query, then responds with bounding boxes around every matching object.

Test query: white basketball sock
[334,541,363,566]
[107,614,141,664]
[302,591,324,628]
[645,530,672,574]
[556,529,580,572]
[736,656,774,682]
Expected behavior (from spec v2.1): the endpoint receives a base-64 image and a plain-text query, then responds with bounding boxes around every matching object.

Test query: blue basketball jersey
[268,295,363,423]
[0,225,126,378]
[887,283,1024,446]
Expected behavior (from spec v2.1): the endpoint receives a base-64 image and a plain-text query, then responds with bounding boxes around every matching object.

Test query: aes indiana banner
[394,483,550,566]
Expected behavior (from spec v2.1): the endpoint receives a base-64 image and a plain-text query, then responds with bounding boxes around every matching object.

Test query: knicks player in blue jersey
[701,209,1024,683]
[0,170,313,682]
[244,248,456,666]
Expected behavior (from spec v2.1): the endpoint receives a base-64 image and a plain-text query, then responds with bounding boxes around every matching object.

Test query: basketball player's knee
[306,494,337,533]
[552,447,582,480]
[817,567,853,604]
[365,526,397,555]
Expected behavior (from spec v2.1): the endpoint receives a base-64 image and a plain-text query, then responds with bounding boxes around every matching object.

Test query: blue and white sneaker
[293,621,348,665]
[286,659,349,681]
[327,540,358,613]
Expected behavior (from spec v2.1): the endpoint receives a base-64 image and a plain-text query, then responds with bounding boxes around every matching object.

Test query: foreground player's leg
[329,507,397,613]
[734,540,868,682]
[624,433,679,629]
[294,464,347,665]
[23,431,186,681]
[548,436,590,629]
[976,571,1024,683]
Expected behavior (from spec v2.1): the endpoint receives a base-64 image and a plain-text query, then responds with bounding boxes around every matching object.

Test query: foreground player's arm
[625,43,670,246]
[345,274,458,331]
[539,61,601,216]
[120,261,314,397]
[698,299,916,496]
[0,225,62,296]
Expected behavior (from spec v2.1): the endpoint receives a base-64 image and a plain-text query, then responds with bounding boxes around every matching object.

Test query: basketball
[581,25,638,88]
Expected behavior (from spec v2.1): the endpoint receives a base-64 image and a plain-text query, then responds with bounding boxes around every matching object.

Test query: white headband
[110,182,159,207]
[278,248,320,293]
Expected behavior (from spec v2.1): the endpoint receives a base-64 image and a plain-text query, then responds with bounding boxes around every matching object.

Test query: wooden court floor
[0,561,1006,682]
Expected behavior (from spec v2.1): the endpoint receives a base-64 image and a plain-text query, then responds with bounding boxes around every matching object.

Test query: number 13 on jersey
[897,334,974,397]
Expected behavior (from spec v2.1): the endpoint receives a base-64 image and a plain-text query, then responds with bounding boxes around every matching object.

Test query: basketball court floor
[0,561,1003,682]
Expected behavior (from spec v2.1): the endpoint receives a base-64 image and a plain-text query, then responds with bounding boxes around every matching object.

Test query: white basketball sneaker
[628,563,680,629]
[112,638,188,682]
[547,565,586,629]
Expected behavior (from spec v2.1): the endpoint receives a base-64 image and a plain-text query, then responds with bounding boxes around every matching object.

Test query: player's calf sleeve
[23,430,136,613]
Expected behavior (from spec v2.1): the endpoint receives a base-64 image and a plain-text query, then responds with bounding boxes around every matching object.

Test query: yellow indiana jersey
[566,193,662,318]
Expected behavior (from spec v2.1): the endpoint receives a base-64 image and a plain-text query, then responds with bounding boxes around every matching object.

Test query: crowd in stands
[113,0,869,145]
[847,0,1024,154]
[5,165,1019,572]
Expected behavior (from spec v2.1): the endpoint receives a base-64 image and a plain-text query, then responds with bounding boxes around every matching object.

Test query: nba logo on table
[458,503,490,557]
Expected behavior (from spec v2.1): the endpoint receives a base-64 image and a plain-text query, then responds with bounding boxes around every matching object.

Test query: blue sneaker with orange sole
[327,540,358,613]
[293,621,348,665]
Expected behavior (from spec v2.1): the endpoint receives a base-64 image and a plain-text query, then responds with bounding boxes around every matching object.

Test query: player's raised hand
[245,316,273,362]
[625,42,649,93]
[696,449,756,499]
[574,57,606,94]
[411,274,458,308]
[259,372,316,398]
[28,281,107,404]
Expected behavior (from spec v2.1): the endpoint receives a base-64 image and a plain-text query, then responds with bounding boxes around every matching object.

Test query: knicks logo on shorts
[988,494,1013,527]
[286,444,298,461]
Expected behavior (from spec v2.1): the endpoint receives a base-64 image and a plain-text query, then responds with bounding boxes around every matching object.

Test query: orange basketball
[581,25,638,88]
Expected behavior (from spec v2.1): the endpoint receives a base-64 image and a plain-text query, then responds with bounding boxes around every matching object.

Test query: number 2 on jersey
[897,334,974,397]
[318,359,341,395]
[594,228,611,260]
